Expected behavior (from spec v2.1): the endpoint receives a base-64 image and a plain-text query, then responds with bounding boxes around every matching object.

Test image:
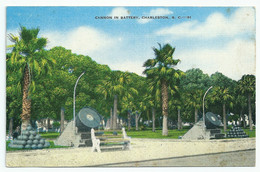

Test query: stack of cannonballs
[226,126,249,138]
[8,125,50,149]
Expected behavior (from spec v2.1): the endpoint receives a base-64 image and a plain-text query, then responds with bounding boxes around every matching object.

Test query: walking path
[6,138,255,167]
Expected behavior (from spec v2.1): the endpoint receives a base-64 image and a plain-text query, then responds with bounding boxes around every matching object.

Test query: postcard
[4,6,257,168]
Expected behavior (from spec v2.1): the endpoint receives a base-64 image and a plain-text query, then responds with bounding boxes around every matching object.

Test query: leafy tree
[180,68,210,123]
[210,72,236,89]
[168,90,183,130]
[185,90,203,123]
[143,43,182,136]
[7,26,55,130]
[45,46,112,122]
[235,95,247,128]
[208,72,236,131]
[121,78,139,131]
[6,53,23,130]
[232,81,248,128]
[139,94,152,127]
[95,71,132,129]
[210,86,233,131]
[238,75,255,130]
[143,78,161,132]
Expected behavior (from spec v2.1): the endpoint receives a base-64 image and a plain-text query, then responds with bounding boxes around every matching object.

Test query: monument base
[182,121,210,140]
[182,121,225,140]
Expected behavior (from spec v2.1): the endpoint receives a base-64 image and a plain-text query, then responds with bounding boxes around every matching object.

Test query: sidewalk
[6,138,255,167]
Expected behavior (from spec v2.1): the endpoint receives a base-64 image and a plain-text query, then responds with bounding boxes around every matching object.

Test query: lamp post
[73,71,85,133]
[203,86,213,127]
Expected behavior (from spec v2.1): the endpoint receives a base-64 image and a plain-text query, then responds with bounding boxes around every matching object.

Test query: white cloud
[40,26,149,77]
[138,8,173,24]
[42,26,117,55]
[6,26,148,77]
[109,7,130,17]
[150,8,173,16]
[156,7,255,39]
[177,39,255,80]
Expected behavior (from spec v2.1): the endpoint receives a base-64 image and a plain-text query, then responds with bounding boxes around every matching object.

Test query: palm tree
[235,95,247,128]
[168,87,184,130]
[180,68,211,124]
[147,81,160,132]
[7,26,55,130]
[238,75,255,130]
[185,90,203,123]
[210,87,233,132]
[139,94,154,128]
[121,86,138,131]
[95,71,131,130]
[143,43,181,136]
[136,94,153,131]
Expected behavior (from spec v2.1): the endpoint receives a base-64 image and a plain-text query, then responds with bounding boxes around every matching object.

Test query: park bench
[91,128,131,152]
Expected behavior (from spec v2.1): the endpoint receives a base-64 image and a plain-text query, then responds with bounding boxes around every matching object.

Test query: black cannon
[205,112,223,129]
[76,107,102,132]
[205,112,225,139]
[54,107,103,147]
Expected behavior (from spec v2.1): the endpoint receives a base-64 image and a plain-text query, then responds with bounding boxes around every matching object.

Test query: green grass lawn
[104,128,189,139]
[39,129,189,139]
[243,129,256,137]
[33,128,257,140]
[128,129,188,139]
[105,127,256,139]
[40,132,60,139]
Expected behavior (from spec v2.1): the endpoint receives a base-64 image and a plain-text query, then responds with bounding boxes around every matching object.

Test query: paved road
[99,149,255,167]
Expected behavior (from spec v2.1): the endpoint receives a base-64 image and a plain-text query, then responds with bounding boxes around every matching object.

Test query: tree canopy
[6,27,256,133]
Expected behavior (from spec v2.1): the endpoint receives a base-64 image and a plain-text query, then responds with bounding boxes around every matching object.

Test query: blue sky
[6,7,255,80]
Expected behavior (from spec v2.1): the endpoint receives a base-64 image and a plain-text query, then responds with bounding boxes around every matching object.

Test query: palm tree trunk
[21,65,31,131]
[152,107,155,132]
[110,107,113,129]
[178,109,182,130]
[161,79,168,136]
[113,95,118,130]
[147,110,150,127]
[248,93,253,130]
[239,109,243,127]
[128,110,131,131]
[8,118,13,138]
[223,103,227,132]
[194,108,198,123]
[243,113,246,129]
[60,107,65,133]
[162,115,168,135]
[135,113,138,131]
[47,118,50,132]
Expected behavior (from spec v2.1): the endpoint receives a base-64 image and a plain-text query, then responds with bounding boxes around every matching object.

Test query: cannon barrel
[205,112,223,129]
[76,107,102,132]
